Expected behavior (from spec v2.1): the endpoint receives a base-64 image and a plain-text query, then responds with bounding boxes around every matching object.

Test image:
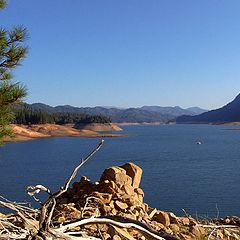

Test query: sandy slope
[74,123,122,131]
[5,123,124,142]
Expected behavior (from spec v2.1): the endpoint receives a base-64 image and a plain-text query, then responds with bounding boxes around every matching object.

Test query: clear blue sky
[2,0,240,109]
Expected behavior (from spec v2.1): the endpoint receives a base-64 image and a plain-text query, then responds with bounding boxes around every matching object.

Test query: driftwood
[0,140,178,240]
[56,216,178,240]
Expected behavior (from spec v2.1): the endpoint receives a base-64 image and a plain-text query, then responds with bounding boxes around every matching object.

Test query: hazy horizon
[2,1,240,109]
[27,101,210,111]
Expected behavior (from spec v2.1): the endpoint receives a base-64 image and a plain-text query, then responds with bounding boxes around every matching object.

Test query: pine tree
[0,0,28,143]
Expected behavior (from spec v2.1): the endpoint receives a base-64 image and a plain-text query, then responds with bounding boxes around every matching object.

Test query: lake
[0,124,240,218]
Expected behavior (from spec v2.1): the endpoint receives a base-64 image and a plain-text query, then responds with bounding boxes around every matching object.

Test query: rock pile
[54,162,240,240]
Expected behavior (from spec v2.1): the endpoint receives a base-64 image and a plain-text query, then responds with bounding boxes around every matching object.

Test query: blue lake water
[0,124,240,218]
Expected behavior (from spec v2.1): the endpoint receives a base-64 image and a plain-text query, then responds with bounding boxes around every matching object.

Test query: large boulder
[100,166,132,188]
[154,211,171,227]
[121,162,143,188]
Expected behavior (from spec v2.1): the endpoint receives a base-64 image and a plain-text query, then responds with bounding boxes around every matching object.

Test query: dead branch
[0,195,38,213]
[56,216,178,240]
[196,224,239,229]
[38,140,105,233]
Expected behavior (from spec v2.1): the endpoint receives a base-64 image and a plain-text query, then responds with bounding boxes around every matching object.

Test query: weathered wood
[56,216,177,240]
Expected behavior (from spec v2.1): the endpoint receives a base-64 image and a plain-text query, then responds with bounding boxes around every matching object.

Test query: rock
[72,182,79,189]
[68,207,81,219]
[150,221,166,231]
[112,226,137,240]
[148,208,158,219]
[78,176,91,187]
[55,204,81,221]
[179,233,194,240]
[178,217,190,226]
[74,176,94,198]
[142,203,149,212]
[216,230,224,239]
[0,213,6,218]
[134,187,144,195]
[231,233,240,239]
[154,211,170,227]
[169,212,179,224]
[100,166,132,187]
[122,184,135,195]
[121,162,143,188]
[102,233,111,239]
[120,193,142,206]
[191,226,206,238]
[111,208,118,215]
[109,200,115,209]
[170,224,180,233]
[134,187,144,202]
[223,229,231,237]
[132,209,140,217]
[59,197,68,204]
[34,236,44,240]
[100,204,112,215]
[113,235,121,240]
[58,216,65,223]
[139,208,146,217]
[97,180,117,195]
[114,200,128,210]
[107,225,117,236]
[91,192,112,204]
[108,180,116,190]
[120,212,137,220]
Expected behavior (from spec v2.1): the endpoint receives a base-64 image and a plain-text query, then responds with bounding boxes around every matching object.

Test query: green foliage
[0,0,7,9]
[0,1,28,144]
[13,104,112,125]
[79,115,112,124]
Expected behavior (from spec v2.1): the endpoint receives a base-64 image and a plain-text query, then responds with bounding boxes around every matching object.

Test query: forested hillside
[25,103,176,123]
[12,104,111,125]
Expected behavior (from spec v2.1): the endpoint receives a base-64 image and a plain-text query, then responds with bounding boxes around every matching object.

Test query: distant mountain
[29,103,207,123]
[29,104,174,123]
[177,94,240,123]
[186,107,207,115]
[141,106,207,117]
[111,108,174,123]
[31,103,56,113]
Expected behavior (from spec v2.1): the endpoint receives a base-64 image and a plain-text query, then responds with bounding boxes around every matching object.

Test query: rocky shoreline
[50,163,240,239]
[0,162,239,239]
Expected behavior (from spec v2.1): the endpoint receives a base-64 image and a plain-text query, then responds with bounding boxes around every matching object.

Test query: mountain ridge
[176,93,240,123]
[28,103,207,123]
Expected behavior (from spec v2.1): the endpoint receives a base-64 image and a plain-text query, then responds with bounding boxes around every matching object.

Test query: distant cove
[1,124,240,217]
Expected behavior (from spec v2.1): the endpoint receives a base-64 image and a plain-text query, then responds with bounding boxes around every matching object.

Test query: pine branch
[0,0,7,9]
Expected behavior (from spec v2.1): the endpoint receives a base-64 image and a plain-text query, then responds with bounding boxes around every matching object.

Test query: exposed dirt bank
[4,123,125,142]
[74,123,122,132]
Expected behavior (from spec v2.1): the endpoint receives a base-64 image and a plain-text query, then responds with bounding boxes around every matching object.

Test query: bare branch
[58,139,105,198]
[39,140,104,231]
[56,216,178,240]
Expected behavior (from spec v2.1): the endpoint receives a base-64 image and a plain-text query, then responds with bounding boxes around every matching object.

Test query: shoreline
[1,161,239,239]
[6,121,240,143]
[4,123,126,142]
